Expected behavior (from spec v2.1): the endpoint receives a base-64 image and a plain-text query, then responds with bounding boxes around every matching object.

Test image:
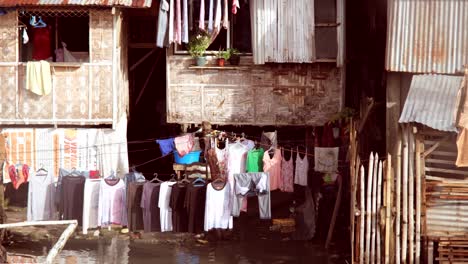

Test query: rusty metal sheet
[0,0,152,8]
[386,0,468,74]
[399,74,463,132]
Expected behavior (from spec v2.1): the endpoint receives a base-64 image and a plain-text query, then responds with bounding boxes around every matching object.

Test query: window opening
[19,9,90,63]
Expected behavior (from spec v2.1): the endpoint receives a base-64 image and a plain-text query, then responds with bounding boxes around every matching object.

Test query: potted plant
[216,49,230,67]
[187,30,211,66]
[228,48,240,65]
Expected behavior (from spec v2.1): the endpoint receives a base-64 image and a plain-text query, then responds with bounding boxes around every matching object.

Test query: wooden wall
[0,9,128,127]
[167,56,343,126]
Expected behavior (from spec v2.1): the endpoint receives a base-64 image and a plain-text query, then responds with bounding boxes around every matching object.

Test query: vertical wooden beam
[376,160,383,264]
[386,73,401,161]
[371,153,379,264]
[384,154,392,264]
[360,165,365,264]
[402,125,409,264]
[396,135,402,264]
[326,174,343,249]
[408,127,415,264]
[365,153,374,264]
[427,240,434,264]
[415,130,422,264]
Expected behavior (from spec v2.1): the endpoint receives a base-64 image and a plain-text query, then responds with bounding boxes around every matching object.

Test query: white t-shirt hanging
[314,147,339,173]
[204,182,233,231]
[98,178,125,227]
[82,179,101,234]
[27,170,56,221]
[158,181,177,232]
[227,140,255,191]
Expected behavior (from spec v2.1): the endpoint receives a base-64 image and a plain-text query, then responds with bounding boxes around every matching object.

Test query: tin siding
[386,0,468,74]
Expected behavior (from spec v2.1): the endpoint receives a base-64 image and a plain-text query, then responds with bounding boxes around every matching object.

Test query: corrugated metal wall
[386,0,468,74]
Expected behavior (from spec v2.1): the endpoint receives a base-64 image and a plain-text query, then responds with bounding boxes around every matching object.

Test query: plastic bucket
[174,150,201,164]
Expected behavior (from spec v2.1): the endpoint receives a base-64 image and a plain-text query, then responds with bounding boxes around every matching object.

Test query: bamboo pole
[355,156,362,263]
[396,135,402,264]
[366,153,375,264]
[385,154,392,264]
[371,153,379,264]
[45,222,78,264]
[350,121,357,263]
[428,240,434,264]
[376,160,383,264]
[326,174,343,249]
[402,126,409,264]
[415,133,422,264]
[409,128,415,264]
[360,165,366,264]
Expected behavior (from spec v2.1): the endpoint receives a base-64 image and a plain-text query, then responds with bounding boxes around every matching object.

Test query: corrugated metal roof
[386,0,468,74]
[399,74,464,132]
[0,0,152,8]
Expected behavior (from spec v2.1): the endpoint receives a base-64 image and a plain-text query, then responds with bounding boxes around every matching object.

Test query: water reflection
[8,238,333,264]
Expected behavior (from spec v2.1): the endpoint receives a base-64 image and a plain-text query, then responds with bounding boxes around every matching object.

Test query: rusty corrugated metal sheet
[386,0,468,74]
[0,0,152,8]
[399,74,463,132]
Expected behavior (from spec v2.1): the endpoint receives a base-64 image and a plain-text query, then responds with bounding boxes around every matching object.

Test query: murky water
[7,238,336,264]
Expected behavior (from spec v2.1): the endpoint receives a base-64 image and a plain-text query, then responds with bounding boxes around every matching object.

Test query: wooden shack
[0,1,151,127]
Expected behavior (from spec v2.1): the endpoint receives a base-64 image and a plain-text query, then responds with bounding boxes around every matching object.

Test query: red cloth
[8,165,18,189]
[89,170,100,179]
[22,164,29,182]
[32,27,52,60]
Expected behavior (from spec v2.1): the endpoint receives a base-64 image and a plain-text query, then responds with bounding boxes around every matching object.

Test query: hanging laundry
[184,183,207,233]
[182,0,189,43]
[56,168,87,219]
[292,187,316,240]
[26,60,52,96]
[206,148,221,180]
[294,147,309,186]
[215,138,228,179]
[261,131,278,155]
[170,183,189,232]
[281,148,294,193]
[141,181,162,232]
[227,140,255,194]
[62,175,86,225]
[82,179,101,235]
[232,0,240,14]
[222,0,229,29]
[156,0,170,48]
[127,182,145,232]
[159,181,177,232]
[263,148,282,191]
[204,181,233,231]
[32,27,52,60]
[22,28,29,44]
[175,0,182,44]
[98,178,126,226]
[246,148,264,172]
[314,147,339,173]
[156,138,175,156]
[208,0,214,32]
[232,173,271,219]
[174,134,194,157]
[214,0,222,32]
[27,170,55,221]
[168,0,175,44]
[199,0,205,30]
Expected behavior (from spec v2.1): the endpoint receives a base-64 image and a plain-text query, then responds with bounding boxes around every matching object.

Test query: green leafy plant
[217,48,231,60]
[187,30,211,58]
[227,48,239,57]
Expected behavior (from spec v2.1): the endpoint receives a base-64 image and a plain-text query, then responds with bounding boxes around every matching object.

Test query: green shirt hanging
[246,148,265,172]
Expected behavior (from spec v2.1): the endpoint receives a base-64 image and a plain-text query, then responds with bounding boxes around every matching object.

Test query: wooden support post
[415,133,422,264]
[427,240,434,264]
[385,154,392,264]
[360,165,365,264]
[371,153,379,264]
[409,128,415,264]
[365,153,374,264]
[402,126,409,264]
[376,160,383,264]
[326,174,343,249]
[396,136,402,264]
[45,222,78,264]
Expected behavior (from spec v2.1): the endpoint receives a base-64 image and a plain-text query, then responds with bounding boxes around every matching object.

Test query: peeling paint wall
[167,56,343,126]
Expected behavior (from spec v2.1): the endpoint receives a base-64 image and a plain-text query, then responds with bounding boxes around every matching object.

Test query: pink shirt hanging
[263,148,282,191]
[232,0,239,14]
[174,134,194,157]
[281,148,294,193]
[199,0,205,30]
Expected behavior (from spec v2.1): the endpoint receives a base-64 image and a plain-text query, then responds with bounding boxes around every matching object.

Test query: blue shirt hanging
[156,138,175,156]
